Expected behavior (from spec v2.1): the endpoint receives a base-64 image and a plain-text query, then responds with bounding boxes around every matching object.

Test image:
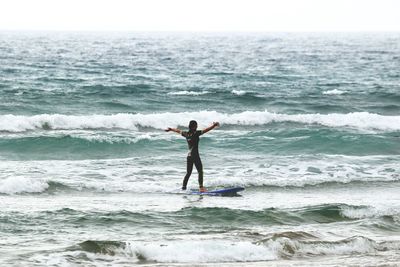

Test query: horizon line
[1,29,400,34]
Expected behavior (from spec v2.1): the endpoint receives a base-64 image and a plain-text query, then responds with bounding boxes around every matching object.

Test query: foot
[199,187,206,192]
[182,187,187,191]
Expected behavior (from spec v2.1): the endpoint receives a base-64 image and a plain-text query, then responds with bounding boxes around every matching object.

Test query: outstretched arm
[165,127,182,134]
[202,122,220,134]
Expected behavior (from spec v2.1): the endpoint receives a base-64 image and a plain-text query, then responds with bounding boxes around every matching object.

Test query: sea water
[0,32,400,266]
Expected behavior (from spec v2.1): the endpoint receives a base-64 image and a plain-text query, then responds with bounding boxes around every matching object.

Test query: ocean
[0,32,400,266]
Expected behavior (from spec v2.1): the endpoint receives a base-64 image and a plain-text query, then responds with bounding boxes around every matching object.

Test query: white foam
[340,206,400,219]
[0,176,49,194]
[1,110,399,133]
[27,241,275,265]
[167,90,209,96]
[1,155,398,195]
[72,132,173,144]
[27,237,400,265]
[232,90,247,96]
[0,114,140,132]
[323,89,346,95]
[84,237,382,263]
[206,154,400,189]
[125,240,277,263]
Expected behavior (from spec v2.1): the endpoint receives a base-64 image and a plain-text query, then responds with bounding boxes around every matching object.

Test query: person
[165,120,220,192]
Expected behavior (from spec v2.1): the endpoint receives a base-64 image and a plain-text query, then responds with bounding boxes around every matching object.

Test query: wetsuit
[181,130,203,190]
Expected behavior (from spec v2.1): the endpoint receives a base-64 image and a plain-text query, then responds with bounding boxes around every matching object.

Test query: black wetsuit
[181,130,203,190]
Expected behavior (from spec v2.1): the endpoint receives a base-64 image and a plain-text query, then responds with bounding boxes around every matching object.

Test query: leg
[193,157,204,188]
[182,156,193,190]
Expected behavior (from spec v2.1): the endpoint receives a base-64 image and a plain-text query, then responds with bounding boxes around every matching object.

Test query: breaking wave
[1,110,399,132]
[73,236,400,263]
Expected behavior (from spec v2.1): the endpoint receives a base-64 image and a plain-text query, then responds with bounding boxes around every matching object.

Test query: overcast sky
[0,0,399,32]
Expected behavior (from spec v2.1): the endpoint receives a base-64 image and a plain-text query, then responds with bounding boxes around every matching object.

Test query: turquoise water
[1,32,400,266]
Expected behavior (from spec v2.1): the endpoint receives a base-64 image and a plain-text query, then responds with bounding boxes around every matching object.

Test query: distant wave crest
[167,90,209,96]
[323,89,346,95]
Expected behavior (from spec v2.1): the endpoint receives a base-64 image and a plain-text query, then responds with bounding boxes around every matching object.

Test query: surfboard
[189,187,244,196]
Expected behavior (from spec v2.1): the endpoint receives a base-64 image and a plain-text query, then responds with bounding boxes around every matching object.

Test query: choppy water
[1,32,400,266]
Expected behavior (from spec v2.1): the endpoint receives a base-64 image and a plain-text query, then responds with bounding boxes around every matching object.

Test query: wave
[0,133,167,146]
[256,236,395,259]
[0,133,175,160]
[0,176,49,194]
[12,204,398,226]
[173,205,353,225]
[1,154,398,194]
[3,173,398,196]
[231,89,247,96]
[207,155,400,188]
[256,179,400,190]
[340,205,400,220]
[167,90,210,96]
[73,236,400,263]
[322,89,346,95]
[1,110,400,133]
[77,239,276,262]
[0,178,74,195]
[174,204,400,225]
[80,84,154,96]
[1,128,398,160]
[1,208,171,229]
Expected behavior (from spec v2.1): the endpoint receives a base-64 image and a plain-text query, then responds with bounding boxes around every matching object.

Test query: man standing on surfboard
[165,121,220,192]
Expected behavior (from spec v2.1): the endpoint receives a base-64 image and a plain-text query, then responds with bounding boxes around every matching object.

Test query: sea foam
[74,236,391,263]
[167,90,209,96]
[0,176,49,194]
[340,205,400,219]
[127,240,276,263]
[323,89,346,95]
[1,111,399,132]
[232,90,247,96]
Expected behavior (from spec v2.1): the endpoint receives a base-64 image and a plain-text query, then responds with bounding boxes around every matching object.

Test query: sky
[0,0,399,32]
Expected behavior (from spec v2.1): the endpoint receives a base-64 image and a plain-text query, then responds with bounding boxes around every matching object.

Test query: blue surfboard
[190,187,244,196]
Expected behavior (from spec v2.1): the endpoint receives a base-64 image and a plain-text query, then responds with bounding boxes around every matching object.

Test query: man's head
[189,120,197,131]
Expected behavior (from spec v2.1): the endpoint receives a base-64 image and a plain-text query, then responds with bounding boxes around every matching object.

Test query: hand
[213,122,220,127]
[165,127,172,132]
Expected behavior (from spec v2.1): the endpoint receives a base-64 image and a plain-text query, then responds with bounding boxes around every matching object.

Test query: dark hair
[189,120,197,131]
